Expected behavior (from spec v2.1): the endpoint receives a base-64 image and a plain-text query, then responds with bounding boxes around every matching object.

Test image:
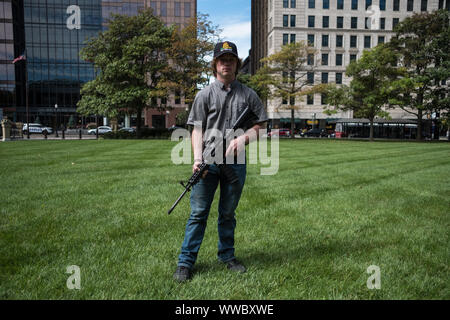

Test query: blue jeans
[178,163,246,269]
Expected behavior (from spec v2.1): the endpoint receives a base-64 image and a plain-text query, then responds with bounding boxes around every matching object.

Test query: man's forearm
[191,127,203,162]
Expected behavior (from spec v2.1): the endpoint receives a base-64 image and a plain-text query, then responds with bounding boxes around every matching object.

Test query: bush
[102,128,171,139]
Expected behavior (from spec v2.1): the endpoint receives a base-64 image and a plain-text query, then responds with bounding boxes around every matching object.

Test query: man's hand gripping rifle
[167,106,257,215]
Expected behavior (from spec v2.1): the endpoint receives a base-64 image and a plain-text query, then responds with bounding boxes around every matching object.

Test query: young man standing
[173,41,268,282]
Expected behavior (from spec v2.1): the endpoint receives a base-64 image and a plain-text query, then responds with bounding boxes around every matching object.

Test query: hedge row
[103,128,173,139]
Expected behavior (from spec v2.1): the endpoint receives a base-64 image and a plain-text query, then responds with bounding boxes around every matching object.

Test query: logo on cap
[221,42,232,51]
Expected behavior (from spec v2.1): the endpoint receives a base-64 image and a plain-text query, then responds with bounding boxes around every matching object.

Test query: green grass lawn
[0,139,449,299]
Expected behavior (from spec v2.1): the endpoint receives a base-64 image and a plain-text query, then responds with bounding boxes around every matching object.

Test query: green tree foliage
[166,13,222,112]
[324,45,403,141]
[77,9,173,137]
[257,42,326,138]
[387,10,450,140]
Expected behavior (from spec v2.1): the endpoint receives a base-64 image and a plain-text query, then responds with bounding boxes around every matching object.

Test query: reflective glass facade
[0,1,16,110]
[24,0,102,115]
[0,0,196,127]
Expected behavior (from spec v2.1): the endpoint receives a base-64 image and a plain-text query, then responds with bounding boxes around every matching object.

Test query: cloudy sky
[197,0,251,59]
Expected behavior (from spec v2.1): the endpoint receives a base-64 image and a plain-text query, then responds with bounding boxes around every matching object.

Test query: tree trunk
[290,107,295,139]
[369,118,374,142]
[136,108,142,139]
[417,109,423,140]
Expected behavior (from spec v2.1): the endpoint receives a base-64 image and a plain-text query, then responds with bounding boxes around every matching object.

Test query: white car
[88,126,112,135]
[23,123,53,135]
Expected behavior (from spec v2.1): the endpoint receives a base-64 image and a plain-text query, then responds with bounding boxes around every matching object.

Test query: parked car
[268,128,291,137]
[22,123,53,135]
[301,128,328,138]
[88,126,112,135]
[119,127,136,133]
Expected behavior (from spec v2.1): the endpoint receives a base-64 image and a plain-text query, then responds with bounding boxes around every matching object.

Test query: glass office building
[0,0,102,124]
[1,0,196,128]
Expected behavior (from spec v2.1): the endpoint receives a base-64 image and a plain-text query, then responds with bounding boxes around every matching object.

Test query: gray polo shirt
[187,79,268,151]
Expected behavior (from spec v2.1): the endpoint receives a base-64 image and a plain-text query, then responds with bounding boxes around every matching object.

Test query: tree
[77,9,173,137]
[257,42,325,138]
[387,10,450,140]
[166,13,222,113]
[324,45,403,141]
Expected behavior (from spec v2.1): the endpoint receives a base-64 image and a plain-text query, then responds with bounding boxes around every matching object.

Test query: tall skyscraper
[252,0,446,131]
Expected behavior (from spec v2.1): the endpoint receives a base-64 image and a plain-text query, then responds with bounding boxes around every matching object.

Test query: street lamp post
[54,104,59,137]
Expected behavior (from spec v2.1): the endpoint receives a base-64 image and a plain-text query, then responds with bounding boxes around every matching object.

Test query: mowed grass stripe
[0,139,448,299]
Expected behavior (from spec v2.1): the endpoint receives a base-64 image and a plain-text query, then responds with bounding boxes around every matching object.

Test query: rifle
[168,106,257,215]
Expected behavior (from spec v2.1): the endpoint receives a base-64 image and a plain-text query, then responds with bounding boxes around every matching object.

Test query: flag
[12,52,26,64]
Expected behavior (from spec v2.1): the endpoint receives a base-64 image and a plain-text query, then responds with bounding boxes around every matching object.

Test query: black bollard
[62,129,65,140]
[44,131,47,140]
[79,129,82,140]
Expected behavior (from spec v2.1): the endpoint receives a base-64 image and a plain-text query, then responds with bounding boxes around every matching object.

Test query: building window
[323,16,329,28]
[336,72,343,84]
[337,16,343,29]
[322,72,328,84]
[336,54,343,66]
[307,53,314,65]
[291,0,297,8]
[364,36,371,48]
[283,15,289,27]
[393,0,400,11]
[378,36,385,44]
[351,17,357,29]
[365,17,369,29]
[438,0,444,9]
[337,0,344,9]
[350,35,357,48]
[283,0,289,8]
[323,0,330,9]
[322,34,329,47]
[336,35,343,47]
[307,72,314,84]
[366,0,372,10]
[282,71,288,83]
[184,2,191,17]
[322,53,328,66]
[291,15,296,27]
[407,0,414,11]
[175,91,181,104]
[307,94,314,104]
[321,93,327,105]
[421,0,428,11]
[150,1,157,13]
[352,0,358,10]
[160,1,167,16]
[283,34,289,45]
[380,0,386,10]
[393,18,400,30]
[380,18,385,30]
[350,54,357,62]
[175,2,181,17]
[308,0,315,9]
[307,34,315,46]
[290,34,296,43]
[308,16,315,28]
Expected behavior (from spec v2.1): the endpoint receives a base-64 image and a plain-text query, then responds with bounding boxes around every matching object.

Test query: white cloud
[219,21,251,59]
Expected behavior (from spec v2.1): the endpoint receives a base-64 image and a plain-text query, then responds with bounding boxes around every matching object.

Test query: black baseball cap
[213,41,239,59]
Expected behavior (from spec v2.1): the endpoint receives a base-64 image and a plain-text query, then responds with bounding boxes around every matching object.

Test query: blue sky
[197,0,251,59]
